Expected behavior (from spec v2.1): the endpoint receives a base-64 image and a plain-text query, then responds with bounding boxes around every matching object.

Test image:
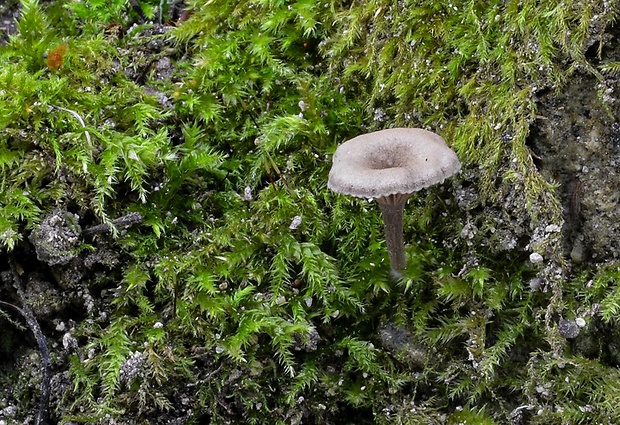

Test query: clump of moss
[2,0,620,424]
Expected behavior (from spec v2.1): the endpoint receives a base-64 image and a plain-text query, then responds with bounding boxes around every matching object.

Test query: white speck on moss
[289,215,302,230]
[373,108,388,122]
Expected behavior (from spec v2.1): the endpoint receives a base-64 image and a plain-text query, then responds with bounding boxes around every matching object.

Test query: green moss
[2,0,620,423]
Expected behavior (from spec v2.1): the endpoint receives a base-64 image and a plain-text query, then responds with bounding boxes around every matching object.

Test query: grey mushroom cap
[327,128,461,199]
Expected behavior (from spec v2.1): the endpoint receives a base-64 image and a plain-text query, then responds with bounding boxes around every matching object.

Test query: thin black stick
[3,256,51,425]
[82,212,143,236]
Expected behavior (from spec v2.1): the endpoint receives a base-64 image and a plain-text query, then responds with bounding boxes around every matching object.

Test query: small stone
[559,318,580,339]
[119,351,146,382]
[62,332,78,351]
[570,237,585,264]
[529,252,544,264]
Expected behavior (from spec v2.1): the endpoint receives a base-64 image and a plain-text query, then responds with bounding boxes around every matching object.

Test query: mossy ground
[2,0,620,424]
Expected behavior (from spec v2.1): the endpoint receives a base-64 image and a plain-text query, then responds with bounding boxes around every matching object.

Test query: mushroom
[328,128,461,273]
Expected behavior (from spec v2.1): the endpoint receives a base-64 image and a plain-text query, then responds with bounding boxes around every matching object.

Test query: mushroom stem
[378,201,407,271]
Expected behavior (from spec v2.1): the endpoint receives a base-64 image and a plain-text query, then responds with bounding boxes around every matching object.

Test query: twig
[2,256,51,425]
[82,212,143,236]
